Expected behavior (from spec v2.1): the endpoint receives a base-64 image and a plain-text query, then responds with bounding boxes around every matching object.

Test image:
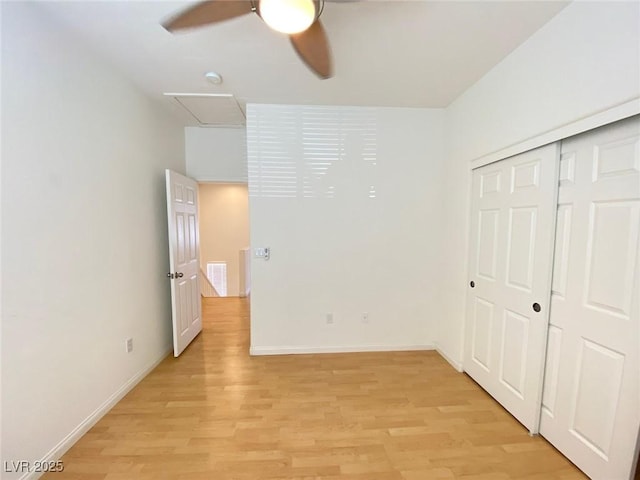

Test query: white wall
[439,0,640,366]
[185,127,247,182]
[247,104,445,354]
[0,2,4,466]
[239,248,251,297]
[198,183,250,297]
[1,3,185,477]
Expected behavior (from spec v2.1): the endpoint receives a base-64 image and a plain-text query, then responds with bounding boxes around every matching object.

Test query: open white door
[166,170,202,357]
[464,143,559,433]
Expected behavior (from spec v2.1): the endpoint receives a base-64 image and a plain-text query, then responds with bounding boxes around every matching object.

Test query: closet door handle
[176,272,184,278]
[469,281,475,288]
[532,302,541,313]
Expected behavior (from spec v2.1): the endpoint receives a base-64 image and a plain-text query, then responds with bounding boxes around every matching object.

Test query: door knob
[532,302,541,313]
[470,281,475,288]
[167,272,175,279]
[176,272,184,278]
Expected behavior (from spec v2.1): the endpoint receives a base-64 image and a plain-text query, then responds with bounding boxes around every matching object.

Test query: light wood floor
[45,297,586,480]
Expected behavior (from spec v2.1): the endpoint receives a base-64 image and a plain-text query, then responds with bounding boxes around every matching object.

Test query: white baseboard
[250,344,434,356]
[20,345,172,480]
[434,343,464,372]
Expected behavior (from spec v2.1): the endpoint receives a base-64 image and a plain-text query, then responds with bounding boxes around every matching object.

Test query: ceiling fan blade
[289,20,333,79]
[163,1,253,32]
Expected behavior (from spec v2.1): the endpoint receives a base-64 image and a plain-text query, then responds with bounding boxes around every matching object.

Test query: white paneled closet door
[540,116,640,480]
[464,143,560,433]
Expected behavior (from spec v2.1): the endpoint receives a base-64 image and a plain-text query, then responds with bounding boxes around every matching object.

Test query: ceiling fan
[162,0,345,79]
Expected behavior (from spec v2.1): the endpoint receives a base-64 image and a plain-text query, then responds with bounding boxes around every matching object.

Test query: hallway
[46,297,584,479]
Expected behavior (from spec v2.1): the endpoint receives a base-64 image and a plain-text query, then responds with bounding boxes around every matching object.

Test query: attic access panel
[166,93,246,127]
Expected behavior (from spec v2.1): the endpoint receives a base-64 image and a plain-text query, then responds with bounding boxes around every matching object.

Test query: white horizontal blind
[247,105,378,199]
[206,262,227,297]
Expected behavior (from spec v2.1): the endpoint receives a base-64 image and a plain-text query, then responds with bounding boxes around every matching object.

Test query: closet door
[464,143,560,432]
[540,116,640,479]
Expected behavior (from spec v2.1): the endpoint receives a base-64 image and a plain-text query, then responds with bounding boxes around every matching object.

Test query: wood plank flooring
[44,297,586,480]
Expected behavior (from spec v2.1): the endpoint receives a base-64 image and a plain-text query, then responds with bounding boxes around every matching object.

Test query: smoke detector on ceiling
[205,72,222,85]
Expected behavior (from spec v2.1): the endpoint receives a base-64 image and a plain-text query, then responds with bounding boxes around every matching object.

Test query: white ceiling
[40,0,569,126]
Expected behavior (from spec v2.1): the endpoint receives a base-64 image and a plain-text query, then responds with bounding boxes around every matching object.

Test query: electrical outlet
[362,312,369,324]
[326,313,334,324]
[125,338,133,353]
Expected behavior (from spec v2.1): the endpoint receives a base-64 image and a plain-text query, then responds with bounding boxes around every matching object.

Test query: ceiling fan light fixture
[259,0,316,34]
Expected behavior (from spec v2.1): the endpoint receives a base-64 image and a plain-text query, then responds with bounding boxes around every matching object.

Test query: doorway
[198,182,250,298]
